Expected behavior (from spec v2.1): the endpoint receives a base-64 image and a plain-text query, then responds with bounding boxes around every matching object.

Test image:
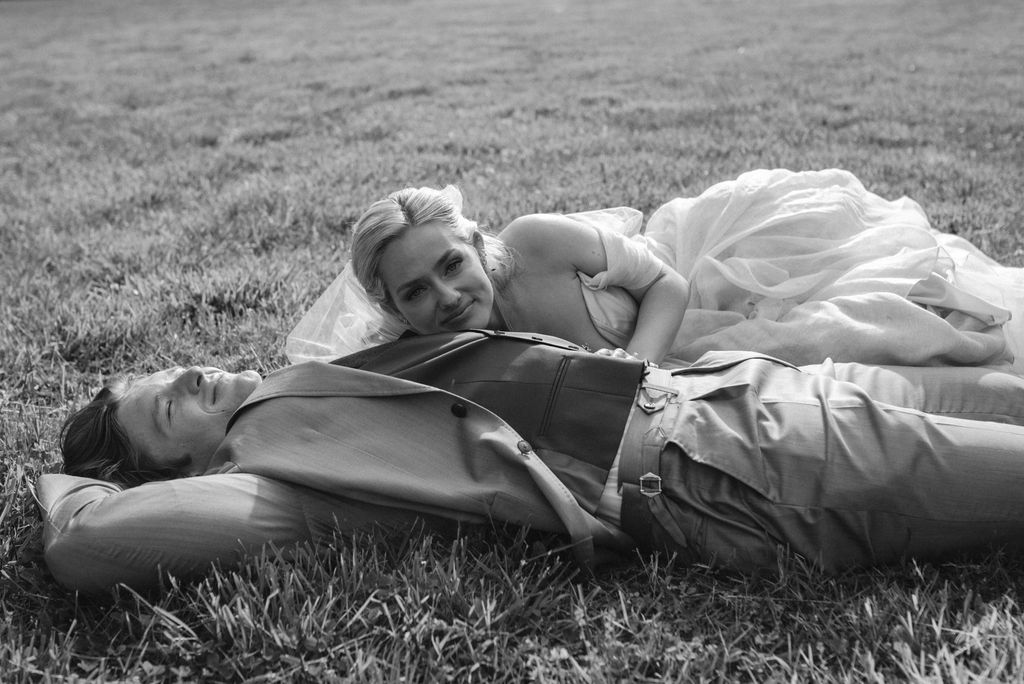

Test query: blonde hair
[351,186,514,312]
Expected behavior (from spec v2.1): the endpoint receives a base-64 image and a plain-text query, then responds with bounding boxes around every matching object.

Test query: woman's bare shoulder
[499,213,601,263]
[500,212,578,239]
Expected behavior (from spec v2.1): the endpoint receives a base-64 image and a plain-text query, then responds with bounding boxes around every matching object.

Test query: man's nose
[173,367,204,394]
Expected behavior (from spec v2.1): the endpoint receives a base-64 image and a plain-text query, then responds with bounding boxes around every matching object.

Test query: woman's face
[118,366,262,476]
[379,221,497,334]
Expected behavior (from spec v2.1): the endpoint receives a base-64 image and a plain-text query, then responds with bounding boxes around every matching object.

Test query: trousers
[619,356,1024,572]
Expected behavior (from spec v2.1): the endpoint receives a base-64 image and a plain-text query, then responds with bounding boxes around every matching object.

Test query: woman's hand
[595,347,659,368]
[595,347,640,360]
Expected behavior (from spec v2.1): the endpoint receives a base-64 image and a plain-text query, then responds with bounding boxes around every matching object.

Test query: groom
[44,329,1024,592]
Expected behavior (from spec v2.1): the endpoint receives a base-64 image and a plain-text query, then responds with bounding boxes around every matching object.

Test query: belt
[618,365,679,551]
[617,354,801,552]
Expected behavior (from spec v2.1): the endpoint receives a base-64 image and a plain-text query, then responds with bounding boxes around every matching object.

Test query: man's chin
[240,369,262,385]
[230,371,262,405]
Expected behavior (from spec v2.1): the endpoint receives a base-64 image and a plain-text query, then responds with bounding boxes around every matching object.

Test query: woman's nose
[438,283,461,308]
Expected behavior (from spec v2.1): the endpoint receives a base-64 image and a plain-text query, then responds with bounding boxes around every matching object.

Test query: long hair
[60,379,183,487]
[351,185,515,313]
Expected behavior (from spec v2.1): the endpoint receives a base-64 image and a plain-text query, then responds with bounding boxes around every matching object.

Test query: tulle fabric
[583,168,1020,370]
[286,264,408,364]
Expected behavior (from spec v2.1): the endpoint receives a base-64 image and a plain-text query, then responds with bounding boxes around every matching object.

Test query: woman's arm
[501,214,689,363]
[621,267,690,363]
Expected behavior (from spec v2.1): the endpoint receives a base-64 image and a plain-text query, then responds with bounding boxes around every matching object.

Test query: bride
[287,168,1024,372]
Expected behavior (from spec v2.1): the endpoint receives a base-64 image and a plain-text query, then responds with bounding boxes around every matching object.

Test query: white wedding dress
[287,169,1024,372]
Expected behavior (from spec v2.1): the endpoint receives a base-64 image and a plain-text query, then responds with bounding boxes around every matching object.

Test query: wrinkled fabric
[627,353,1024,572]
[576,169,1022,370]
[573,208,662,348]
[36,472,429,592]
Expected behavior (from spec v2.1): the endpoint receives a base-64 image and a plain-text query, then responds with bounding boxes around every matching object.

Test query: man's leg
[804,360,1024,424]
[640,359,1024,573]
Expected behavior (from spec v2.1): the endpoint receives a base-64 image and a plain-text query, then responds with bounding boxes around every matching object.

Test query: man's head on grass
[61,366,262,486]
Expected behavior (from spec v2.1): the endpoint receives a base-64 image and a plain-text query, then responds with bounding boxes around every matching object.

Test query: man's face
[118,366,262,476]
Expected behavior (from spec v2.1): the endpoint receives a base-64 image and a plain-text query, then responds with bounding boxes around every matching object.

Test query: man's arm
[35,473,422,593]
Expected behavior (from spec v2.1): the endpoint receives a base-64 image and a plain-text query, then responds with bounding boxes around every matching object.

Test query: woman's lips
[443,302,472,327]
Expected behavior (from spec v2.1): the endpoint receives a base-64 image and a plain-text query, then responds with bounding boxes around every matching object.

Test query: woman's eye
[405,286,425,301]
[445,258,463,275]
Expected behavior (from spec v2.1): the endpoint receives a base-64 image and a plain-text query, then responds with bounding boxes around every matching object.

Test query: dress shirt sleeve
[35,473,422,593]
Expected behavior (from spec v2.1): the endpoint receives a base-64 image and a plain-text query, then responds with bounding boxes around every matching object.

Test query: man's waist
[594,366,680,531]
[619,366,683,485]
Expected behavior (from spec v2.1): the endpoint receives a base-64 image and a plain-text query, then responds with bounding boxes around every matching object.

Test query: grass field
[2,0,1024,680]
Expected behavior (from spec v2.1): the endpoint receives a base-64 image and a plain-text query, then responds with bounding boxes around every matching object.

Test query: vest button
[517,440,532,454]
[451,403,468,418]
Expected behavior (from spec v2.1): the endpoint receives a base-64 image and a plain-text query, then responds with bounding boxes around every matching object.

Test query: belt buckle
[639,472,662,498]
[638,365,678,414]
[638,386,667,414]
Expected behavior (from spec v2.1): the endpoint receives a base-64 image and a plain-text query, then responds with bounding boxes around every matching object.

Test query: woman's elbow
[652,268,690,304]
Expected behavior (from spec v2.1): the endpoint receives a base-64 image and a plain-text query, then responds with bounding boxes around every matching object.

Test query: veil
[285,263,409,364]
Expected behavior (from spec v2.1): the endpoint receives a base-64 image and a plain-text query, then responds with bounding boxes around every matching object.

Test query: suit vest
[332,330,645,511]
